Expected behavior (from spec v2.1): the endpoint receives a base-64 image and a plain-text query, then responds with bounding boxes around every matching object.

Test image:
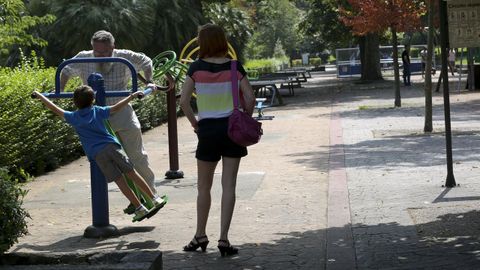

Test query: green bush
[309,57,322,67]
[0,167,30,255]
[291,59,302,67]
[244,57,289,75]
[0,53,169,179]
[0,59,81,177]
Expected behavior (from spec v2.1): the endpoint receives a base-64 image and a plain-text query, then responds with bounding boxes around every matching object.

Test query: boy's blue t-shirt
[64,106,120,160]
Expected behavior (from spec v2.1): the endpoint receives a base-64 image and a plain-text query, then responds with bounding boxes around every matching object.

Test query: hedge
[0,55,169,179]
[244,57,289,75]
[0,167,30,255]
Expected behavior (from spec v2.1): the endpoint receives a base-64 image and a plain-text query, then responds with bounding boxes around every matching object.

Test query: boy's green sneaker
[153,194,168,208]
[132,205,150,222]
[144,194,168,219]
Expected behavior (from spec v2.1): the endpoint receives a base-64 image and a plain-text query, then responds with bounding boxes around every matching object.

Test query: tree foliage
[240,0,302,59]
[203,2,252,60]
[27,0,152,64]
[299,0,355,54]
[143,0,205,58]
[0,0,54,61]
[340,0,425,36]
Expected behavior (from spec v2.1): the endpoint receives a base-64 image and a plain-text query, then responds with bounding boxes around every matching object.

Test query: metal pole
[165,85,184,179]
[84,73,118,238]
[439,0,456,187]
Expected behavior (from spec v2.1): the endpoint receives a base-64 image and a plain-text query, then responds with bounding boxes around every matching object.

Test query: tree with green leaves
[143,0,206,58]
[26,0,218,65]
[0,0,54,66]
[423,0,437,132]
[242,0,301,59]
[27,0,152,65]
[299,0,354,56]
[203,2,252,61]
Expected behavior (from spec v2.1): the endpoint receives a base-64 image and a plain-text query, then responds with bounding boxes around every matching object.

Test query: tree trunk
[392,28,401,107]
[467,48,475,90]
[424,0,434,133]
[359,33,382,81]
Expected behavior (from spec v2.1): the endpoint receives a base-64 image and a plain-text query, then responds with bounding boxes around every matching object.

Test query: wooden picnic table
[259,73,299,94]
[250,79,286,106]
[276,69,308,83]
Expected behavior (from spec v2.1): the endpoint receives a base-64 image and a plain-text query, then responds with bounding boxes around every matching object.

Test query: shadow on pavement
[157,209,480,270]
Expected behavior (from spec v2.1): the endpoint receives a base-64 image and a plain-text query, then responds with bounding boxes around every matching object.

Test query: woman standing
[179,24,255,257]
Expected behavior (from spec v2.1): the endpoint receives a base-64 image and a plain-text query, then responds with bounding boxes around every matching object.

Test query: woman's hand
[192,121,199,133]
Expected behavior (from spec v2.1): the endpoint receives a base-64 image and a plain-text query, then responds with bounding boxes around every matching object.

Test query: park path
[6,68,480,269]
[4,68,335,269]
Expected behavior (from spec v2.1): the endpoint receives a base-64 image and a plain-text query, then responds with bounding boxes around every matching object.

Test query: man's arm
[59,73,70,92]
[134,52,175,91]
[110,91,144,114]
[32,91,65,119]
[59,51,86,91]
[142,65,154,83]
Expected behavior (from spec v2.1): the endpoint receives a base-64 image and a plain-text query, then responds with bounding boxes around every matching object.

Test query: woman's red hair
[197,24,228,58]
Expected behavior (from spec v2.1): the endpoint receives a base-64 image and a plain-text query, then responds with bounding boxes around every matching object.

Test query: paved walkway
[3,69,480,269]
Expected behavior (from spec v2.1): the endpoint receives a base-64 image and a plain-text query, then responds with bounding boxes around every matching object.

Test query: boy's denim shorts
[95,144,134,182]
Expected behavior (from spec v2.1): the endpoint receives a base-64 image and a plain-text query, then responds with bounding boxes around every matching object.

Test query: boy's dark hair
[73,85,95,109]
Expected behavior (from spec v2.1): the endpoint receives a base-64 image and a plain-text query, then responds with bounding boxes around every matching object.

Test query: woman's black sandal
[217,240,238,257]
[183,235,209,252]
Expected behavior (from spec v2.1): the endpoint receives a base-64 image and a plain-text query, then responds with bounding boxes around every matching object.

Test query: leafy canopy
[340,0,426,35]
[0,0,54,55]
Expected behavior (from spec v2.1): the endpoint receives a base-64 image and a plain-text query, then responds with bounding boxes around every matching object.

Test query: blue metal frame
[43,57,140,98]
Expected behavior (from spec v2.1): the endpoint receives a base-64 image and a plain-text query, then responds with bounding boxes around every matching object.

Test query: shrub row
[243,57,289,75]
[0,58,169,179]
[290,57,323,67]
[0,167,30,255]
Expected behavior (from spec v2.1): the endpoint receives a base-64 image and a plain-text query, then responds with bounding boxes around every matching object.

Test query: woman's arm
[240,77,255,116]
[179,76,198,132]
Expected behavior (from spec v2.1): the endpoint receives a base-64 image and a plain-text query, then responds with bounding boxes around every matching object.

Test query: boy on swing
[32,85,166,222]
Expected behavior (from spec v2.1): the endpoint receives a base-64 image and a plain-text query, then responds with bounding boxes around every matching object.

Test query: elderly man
[60,30,169,214]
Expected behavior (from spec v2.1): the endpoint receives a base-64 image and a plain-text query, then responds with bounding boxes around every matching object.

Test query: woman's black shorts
[196,117,247,162]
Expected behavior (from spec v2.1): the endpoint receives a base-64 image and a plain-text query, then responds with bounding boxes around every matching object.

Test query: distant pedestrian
[420,47,427,78]
[402,45,411,86]
[448,49,456,76]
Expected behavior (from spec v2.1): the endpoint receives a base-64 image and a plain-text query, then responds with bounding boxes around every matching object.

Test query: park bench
[254,98,274,121]
[279,68,310,82]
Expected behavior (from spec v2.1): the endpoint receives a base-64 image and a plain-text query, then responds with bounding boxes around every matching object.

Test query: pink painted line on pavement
[326,112,356,270]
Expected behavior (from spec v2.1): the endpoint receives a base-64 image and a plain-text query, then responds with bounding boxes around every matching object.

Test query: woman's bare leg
[219,157,240,242]
[195,160,217,237]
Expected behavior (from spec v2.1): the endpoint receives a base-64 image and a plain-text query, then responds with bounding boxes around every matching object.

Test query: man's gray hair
[91,30,115,46]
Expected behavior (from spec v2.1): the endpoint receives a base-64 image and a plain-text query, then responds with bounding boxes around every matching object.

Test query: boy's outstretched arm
[110,91,144,114]
[32,91,65,119]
